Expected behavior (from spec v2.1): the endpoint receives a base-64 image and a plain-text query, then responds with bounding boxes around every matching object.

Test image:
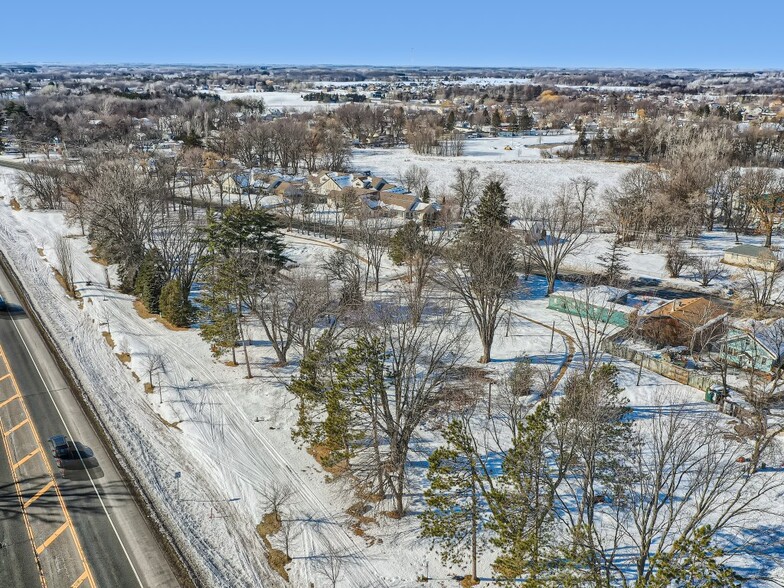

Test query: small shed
[721,244,779,272]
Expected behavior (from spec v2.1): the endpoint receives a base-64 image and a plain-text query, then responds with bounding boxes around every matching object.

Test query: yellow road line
[0,405,46,587]
[36,521,70,554]
[0,372,11,382]
[12,446,41,469]
[0,344,96,588]
[5,417,30,436]
[70,570,89,588]
[24,479,55,509]
[0,392,19,408]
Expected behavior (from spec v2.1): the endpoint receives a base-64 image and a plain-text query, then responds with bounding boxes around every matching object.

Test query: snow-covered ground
[352,140,636,204]
[2,159,783,585]
[564,229,769,296]
[208,89,343,112]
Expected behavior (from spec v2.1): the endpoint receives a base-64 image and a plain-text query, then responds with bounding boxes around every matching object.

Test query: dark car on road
[48,434,98,470]
[0,295,6,311]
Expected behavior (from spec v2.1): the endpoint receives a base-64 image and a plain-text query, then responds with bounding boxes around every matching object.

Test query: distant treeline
[302,92,367,103]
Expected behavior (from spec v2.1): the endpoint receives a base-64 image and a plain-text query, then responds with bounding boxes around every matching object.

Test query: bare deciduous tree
[740,168,784,247]
[53,234,75,296]
[259,481,294,524]
[569,175,598,233]
[563,282,620,375]
[439,227,518,363]
[517,190,589,295]
[144,352,166,389]
[378,300,467,515]
[665,242,693,278]
[451,167,481,220]
[315,542,345,588]
[357,212,390,293]
[691,256,726,287]
[735,262,783,315]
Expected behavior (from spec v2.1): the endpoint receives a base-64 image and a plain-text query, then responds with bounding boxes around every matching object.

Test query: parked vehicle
[0,295,6,311]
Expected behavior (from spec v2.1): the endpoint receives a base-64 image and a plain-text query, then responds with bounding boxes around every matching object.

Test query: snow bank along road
[0,262,178,587]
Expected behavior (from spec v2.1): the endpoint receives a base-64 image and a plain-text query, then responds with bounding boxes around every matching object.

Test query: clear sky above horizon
[2,0,781,70]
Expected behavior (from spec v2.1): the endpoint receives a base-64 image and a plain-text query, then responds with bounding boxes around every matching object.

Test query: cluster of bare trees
[420,360,784,585]
[16,150,206,320]
[605,132,784,252]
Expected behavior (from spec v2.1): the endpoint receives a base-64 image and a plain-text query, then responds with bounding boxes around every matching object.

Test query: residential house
[317,173,353,196]
[412,200,440,224]
[640,297,727,351]
[379,190,418,219]
[721,244,779,272]
[720,318,784,373]
[221,172,252,195]
[273,181,305,199]
[368,176,390,191]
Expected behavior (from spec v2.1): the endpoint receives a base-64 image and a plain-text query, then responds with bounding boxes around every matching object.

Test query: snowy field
[564,230,773,296]
[2,160,784,585]
[352,139,637,204]
[209,89,344,112]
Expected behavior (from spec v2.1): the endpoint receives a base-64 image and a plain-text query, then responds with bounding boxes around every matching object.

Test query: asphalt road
[0,264,180,587]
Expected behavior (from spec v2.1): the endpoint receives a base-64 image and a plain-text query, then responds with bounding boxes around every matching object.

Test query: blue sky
[2,1,781,69]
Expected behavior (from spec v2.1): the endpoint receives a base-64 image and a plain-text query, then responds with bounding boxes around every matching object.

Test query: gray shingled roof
[725,244,774,258]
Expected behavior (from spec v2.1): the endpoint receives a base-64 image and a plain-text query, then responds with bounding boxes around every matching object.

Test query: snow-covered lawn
[352,141,637,204]
[563,229,780,297]
[0,165,574,586]
[2,160,783,586]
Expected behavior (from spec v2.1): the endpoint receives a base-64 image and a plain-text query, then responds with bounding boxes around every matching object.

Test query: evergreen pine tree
[421,185,431,203]
[446,110,456,131]
[325,336,384,471]
[489,402,558,582]
[134,248,166,313]
[597,238,630,286]
[473,180,510,230]
[198,260,239,361]
[421,419,486,583]
[198,204,287,375]
[491,109,502,129]
[288,333,338,447]
[650,526,743,588]
[388,221,424,267]
[159,279,192,327]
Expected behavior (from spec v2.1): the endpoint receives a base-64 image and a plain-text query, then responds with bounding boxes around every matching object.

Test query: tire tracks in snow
[166,341,390,587]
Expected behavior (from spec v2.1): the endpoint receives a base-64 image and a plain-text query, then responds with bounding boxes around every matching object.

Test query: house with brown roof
[639,297,727,351]
[379,191,417,218]
[369,176,390,191]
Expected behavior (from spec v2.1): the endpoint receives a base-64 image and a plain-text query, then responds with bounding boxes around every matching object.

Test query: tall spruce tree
[474,180,510,230]
[134,248,166,313]
[597,238,630,286]
[159,279,192,327]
